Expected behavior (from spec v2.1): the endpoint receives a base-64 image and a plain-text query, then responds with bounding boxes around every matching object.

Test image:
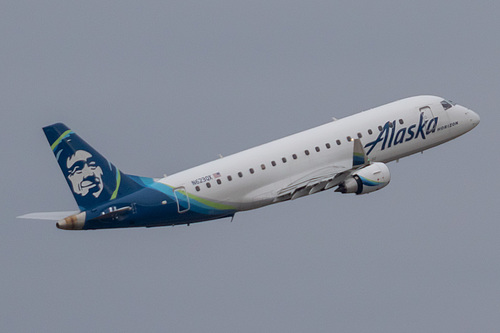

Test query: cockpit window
[440,100,454,110]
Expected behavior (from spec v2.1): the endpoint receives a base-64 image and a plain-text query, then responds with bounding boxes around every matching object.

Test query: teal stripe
[148,181,236,213]
[353,153,365,166]
[359,176,382,187]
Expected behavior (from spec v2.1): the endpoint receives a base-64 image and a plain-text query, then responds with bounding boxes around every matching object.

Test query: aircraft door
[419,106,434,121]
[173,186,190,213]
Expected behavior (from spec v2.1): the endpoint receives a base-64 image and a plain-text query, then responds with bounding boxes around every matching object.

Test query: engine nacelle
[336,162,391,195]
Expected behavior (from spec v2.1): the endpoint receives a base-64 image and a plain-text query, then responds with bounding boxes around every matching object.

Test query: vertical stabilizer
[43,123,144,210]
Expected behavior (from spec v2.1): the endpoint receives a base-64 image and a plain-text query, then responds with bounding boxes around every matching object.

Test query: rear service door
[173,187,190,213]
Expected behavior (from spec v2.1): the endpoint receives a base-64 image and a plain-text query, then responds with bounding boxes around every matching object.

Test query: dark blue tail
[43,123,144,210]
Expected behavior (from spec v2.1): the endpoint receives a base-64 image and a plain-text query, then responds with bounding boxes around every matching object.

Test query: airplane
[18,95,479,230]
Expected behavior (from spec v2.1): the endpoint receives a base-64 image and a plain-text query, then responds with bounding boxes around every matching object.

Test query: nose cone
[468,109,480,128]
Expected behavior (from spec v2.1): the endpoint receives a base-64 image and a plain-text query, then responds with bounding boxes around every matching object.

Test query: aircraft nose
[467,109,480,127]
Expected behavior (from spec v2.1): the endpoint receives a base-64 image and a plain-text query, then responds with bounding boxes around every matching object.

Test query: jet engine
[336,162,391,195]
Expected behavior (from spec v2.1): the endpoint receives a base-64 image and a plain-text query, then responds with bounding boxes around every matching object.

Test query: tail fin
[43,123,144,210]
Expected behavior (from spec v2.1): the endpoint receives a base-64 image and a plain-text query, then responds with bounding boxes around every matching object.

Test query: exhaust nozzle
[57,212,86,230]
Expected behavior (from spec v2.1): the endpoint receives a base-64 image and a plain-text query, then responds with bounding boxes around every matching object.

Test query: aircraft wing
[275,139,370,201]
[275,166,348,200]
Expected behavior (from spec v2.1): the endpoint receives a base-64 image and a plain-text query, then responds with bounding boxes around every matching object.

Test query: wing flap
[275,165,348,200]
[275,138,371,200]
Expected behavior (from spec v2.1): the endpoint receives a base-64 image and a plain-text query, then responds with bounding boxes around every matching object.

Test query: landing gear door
[173,186,190,213]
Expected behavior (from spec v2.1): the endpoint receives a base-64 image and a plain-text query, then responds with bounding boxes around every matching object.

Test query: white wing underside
[275,139,369,201]
[275,165,352,201]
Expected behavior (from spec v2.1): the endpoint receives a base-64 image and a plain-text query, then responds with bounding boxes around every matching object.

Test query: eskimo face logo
[66,150,104,198]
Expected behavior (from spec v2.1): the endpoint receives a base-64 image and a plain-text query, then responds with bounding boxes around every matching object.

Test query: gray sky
[1,1,499,332]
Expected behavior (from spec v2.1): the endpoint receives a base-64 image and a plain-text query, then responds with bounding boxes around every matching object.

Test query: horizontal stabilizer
[17,211,79,221]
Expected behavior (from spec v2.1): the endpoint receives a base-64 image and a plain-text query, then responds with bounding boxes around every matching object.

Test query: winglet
[353,139,370,167]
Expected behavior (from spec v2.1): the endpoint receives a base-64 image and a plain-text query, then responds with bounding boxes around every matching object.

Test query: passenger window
[238,172,243,178]
[271,161,277,167]
[195,186,200,192]
[227,175,232,181]
[399,119,404,124]
[305,150,310,156]
[357,133,362,138]
[368,129,373,135]
[336,140,341,145]
[216,179,222,185]
[206,182,211,188]
[315,146,320,152]
[292,154,297,160]
[282,157,287,163]
[378,125,383,131]
[249,168,254,174]
[346,136,352,142]
[261,164,266,170]
[325,143,331,149]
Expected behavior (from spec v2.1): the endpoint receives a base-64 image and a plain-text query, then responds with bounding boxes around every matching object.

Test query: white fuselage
[160,96,479,211]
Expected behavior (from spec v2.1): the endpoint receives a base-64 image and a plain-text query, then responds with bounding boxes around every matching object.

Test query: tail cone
[57,212,86,230]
